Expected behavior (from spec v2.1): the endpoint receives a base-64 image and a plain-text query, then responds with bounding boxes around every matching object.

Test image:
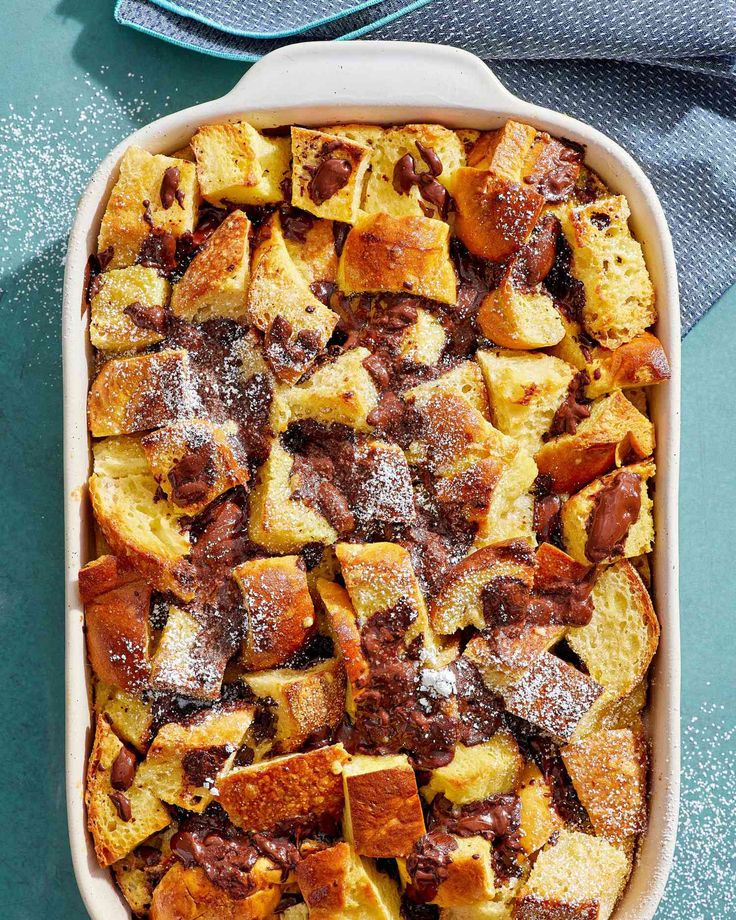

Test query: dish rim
[62,40,681,920]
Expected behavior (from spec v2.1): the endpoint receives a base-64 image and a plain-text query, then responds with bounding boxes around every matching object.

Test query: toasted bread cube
[566,561,659,701]
[442,903,514,920]
[517,764,562,855]
[90,265,169,352]
[343,754,426,857]
[534,390,654,495]
[150,605,233,699]
[170,210,250,322]
[336,541,429,645]
[473,448,539,549]
[429,542,534,635]
[478,273,565,350]
[477,350,577,454]
[434,836,498,908]
[98,146,198,269]
[89,436,193,599]
[361,123,465,218]
[549,318,670,400]
[560,461,655,565]
[88,349,196,437]
[324,123,385,149]
[111,824,177,917]
[338,213,457,305]
[516,830,629,920]
[296,841,401,920]
[559,195,656,348]
[291,127,372,223]
[219,743,350,832]
[282,906,310,920]
[84,563,151,692]
[454,169,544,262]
[150,860,282,920]
[233,555,315,670]
[399,307,447,365]
[246,214,338,382]
[467,121,538,179]
[285,346,379,431]
[95,681,154,753]
[464,621,564,690]
[140,419,249,515]
[85,716,170,867]
[562,728,647,845]
[318,579,369,716]
[78,552,140,602]
[136,704,253,812]
[420,734,523,805]
[285,216,339,285]
[248,440,338,553]
[502,652,604,743]
[405,360,490,420]
[244,659,346,754]
[191,121,291,206]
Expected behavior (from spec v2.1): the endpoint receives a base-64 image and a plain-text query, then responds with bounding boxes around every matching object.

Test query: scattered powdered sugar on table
[0,69,178,369]
[656,700,736,918]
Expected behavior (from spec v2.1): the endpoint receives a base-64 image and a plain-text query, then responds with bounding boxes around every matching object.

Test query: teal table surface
[0,2,734,917]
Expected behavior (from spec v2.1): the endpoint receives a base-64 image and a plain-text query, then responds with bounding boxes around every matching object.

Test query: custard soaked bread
[81,115,668,918]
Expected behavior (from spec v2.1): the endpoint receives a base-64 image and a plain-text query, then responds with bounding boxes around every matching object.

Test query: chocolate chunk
[418,174,450,219]
[109,791,132,822]
[123,301,169,333]
[110,746,137,792]
[546,375,591,439]
[394,153,420,194]
[590,211,611,230]
[137,228,178,273]
[142,199,154,227]
[534,494,563,545]
[415,142,443,177]
[308,158,352,205]
[544,233,586,322]
[309,280,336,305]
[525,138,583,203]
[85,246,114,305]
[332,221,350,257]
[405,832,458,903]
[181,745,231,787]
[280,205,315,242]
[585,470,642,563]
[168,441,218,506]
[160,166,181,210]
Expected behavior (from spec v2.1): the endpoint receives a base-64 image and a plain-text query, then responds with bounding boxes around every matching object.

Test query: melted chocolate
[308,158,352,205]
[123,301,169,334]
[525,138,584,203]
[110,746,137,792]
[546,375,591,439]
[168,440,218,506]
[181,745,231,787]
[160,166,181,210]
[405,832,458,903]
[585,470,642,563]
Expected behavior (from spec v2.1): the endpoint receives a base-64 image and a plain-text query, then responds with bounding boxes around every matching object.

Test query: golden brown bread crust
[317,578,370,712]
[218,744,350,832]
[85,575,151,692]
[150,862,281,920]
[453,168,544,261]
[78,553,140,603]
[337,212,457,304]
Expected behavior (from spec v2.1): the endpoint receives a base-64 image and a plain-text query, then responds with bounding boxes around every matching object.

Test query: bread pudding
[80,116,669,919]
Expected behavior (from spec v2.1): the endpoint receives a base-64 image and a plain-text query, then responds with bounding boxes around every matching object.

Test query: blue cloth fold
[115,0,736,334]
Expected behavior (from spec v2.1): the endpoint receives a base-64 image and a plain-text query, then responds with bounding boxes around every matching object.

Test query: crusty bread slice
[338,213,457,305]
[398,307,447,366]
[560,460,655,565]
[296,841,401,920]
[170,210,250,322]
[85,716,170,867]
[98,145,199,269]
[467,121,538,179]
[517,763,563,856]
[150,859,282,920]
[566,560,659,702]
[88,349,197,437]
[88,436,194,599]
[90,265,169,352]
[111,824,177,917]
[478,274,565,351]
[534,390,654,494]
[477,350,577,454]
[562,728,647,845]
[94,681,153,754]
[285,346,379,431]
[559,195,656,348]
[233,555,315,670]
[136,704,253,812]
[343,753,426,858]
[318,578,369,716]
[243,658,346,755]
[404,359,491,419]
[191,120,290,207]
[549,316,670,400]
[248,439,338,553]
[472,448,539,549]
[429,542,535,635]
[246,213,338,383]
[218,743,350,833]
[515,830,630,920]
[360,123,465,218]
[464,623,564,691]
[433,836,498,908]
[453,168,544,262]
[284,216,338,286]
[291,127,372,223]
[420,734,523,805]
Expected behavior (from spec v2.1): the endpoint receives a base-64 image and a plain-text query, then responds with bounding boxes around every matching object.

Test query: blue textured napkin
[115,0,736,335]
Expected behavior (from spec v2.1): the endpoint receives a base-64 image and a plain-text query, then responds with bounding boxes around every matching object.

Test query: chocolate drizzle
[585,470,642,563]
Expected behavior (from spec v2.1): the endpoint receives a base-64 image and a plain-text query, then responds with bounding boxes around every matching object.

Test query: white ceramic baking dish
[63,40,681,920]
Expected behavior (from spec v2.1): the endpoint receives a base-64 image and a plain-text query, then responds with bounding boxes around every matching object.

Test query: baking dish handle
[221,40,517,112]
